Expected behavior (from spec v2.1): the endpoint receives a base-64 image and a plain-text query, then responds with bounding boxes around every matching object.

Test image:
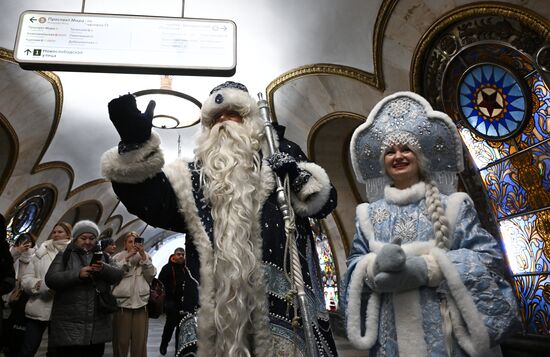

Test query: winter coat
[45,242,123,347]
[0,238,15,296]
[21,239,69,321]
[101,126,339,357]
[111,250,156,309]
[343,182,520,357]
[158,258,199,315]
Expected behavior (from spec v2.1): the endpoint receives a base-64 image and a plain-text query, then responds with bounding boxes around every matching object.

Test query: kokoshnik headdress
[350,91,464,202]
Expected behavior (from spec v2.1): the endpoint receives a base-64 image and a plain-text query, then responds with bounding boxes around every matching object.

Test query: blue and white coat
[343,182,520,357]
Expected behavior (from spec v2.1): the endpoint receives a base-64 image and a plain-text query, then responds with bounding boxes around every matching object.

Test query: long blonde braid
[425,181,451,249]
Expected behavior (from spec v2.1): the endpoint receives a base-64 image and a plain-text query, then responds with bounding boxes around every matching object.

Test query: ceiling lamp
[133,75,201,129]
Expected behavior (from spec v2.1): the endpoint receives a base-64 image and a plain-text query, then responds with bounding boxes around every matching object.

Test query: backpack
[147,278,165,318]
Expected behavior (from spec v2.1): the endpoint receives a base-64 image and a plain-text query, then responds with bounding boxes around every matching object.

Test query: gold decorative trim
[0,48,65,179]
[63,199,103,224]
[0,113,19,195]
[119,218,142,234]
[410,1,550,93]
[4,183,59,239]
[265,0,399,120]
[307,111,365,205]
[68,179,110,199]
[1,48,111,214]
[106,200,122,225]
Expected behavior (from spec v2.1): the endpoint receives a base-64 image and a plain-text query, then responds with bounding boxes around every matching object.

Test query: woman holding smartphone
[111,231,156,357]
[45,220,123,357]
[19,222,72,357]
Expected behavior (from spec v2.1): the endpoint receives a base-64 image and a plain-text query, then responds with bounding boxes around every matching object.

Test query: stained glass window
[454,65,550,335]
[312,221,339,311]
[418,9,550,337]
[6,187,55,245]
[457,70,550,335]
[459,64,528,140]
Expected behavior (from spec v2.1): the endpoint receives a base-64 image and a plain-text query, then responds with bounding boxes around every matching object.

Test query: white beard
[194,118,268,356]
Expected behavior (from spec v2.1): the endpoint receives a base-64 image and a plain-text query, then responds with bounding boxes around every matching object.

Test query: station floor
[33,315,365,356]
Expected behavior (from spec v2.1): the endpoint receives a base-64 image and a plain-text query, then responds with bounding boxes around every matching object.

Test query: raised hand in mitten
[373,243,406,276]
[108,94,156,148]
[373,256,428,293]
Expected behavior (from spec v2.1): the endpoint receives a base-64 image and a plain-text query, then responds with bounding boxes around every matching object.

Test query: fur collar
[384,181,426,205]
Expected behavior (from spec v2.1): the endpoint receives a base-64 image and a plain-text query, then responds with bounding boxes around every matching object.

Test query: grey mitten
[373,243,406,276]
[373,256,428,293]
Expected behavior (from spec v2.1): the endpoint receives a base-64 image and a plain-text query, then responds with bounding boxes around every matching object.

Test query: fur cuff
[423,254,443,287]
[347,253,380,350]
[101,132,164,184]
[291,162,332,217]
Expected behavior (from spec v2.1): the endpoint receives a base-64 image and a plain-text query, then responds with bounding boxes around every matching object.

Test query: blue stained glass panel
[479,160,530,219]
[499,212,550,274]
[520,74,550,146]
[459,64,527,139]
[512,274,550,335]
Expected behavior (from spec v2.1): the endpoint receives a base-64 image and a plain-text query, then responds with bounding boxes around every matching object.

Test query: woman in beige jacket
[111,231,156,357]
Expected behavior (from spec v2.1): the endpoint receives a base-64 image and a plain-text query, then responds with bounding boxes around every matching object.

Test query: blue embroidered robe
[343,182,520,357]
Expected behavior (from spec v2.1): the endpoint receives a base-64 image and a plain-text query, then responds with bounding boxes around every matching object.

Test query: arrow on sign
[30,17,36,23]
[25,49,31,55]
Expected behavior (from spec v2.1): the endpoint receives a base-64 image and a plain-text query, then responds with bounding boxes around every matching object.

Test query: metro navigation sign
[14,10,237,76]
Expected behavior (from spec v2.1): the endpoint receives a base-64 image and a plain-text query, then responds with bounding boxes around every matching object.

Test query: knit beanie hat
[72,220,100,240]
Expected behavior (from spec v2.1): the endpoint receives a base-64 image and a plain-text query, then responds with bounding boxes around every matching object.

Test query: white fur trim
[290,162,332,217]
[162,160,217,356]
[393,290,428,356]
[260,127,280,158]
[384,181,426,205]
[163,159,272,356]
[431,247,490,356]
[423,254,443,287]
[258,164,276,204]
[346,254,380,350]
[445,192,471,237]
[101,132,164,184]
[356,203,384,252]
[201,88,259,127]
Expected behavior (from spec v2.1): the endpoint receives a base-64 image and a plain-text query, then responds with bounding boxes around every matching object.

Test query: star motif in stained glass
[458,63,527,140]
[476,87,504,118]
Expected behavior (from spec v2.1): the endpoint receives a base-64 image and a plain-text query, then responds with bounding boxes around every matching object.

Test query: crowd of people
[0,86,522,357]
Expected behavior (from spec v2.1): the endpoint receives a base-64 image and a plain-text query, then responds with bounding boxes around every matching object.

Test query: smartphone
[134,237,144,245]
[90,252,103,265]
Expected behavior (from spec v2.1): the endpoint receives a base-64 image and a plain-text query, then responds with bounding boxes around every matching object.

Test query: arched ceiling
[1,0,549,257]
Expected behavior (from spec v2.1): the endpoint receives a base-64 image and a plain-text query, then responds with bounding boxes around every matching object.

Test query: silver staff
[257,93,318,357]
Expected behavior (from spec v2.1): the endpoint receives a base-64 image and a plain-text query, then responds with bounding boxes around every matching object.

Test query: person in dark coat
[101,82,339,356]
[158,248,198,355]
[45,220,123,357]
[99,237,116,264]
[0,214,15,353]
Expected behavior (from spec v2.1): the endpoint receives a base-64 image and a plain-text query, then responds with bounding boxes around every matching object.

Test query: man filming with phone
[111,232,156,357]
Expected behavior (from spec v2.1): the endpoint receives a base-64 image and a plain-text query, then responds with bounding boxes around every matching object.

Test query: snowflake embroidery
[387,98,410,119]
[371,208,390,224]
[393,216,417,243]
[363,143,373,158]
